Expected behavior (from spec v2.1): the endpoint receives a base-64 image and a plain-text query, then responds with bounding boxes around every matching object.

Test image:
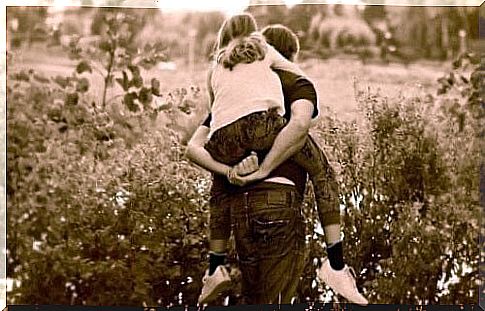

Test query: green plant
[298,53,482,304]
[67,11,167,110]
[7,11,204,301]
[7,72,207,306]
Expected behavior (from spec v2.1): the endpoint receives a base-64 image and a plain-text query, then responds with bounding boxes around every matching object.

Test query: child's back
[208,33,304,138]
[210,50,284,137]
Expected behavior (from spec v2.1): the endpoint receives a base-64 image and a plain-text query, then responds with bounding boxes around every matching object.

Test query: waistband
[216,183,303,209]
[245,182,299,194]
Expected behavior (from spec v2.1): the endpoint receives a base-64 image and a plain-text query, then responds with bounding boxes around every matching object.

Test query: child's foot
[198,265,231,304]
[316,258,368,305]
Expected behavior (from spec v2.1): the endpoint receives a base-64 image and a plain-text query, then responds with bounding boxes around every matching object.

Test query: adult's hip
[218,183,306,304]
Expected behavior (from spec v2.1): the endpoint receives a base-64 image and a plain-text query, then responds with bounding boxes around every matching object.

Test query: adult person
[186,23,367,305]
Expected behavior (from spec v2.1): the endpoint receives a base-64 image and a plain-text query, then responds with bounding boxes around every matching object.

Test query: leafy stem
[102,42,116,109]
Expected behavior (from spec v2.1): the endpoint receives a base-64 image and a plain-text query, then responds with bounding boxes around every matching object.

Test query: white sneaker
[316,258,368,305]
[198,265,231,304]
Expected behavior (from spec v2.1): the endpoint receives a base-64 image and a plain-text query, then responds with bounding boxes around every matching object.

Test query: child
[197,14,367,306]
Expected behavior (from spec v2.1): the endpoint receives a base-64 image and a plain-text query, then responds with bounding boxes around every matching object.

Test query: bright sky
[155,0,379,15]
[23,0,308,16]
[5,0,481,14]
[4,0,368,15]
[156,0,302,15]
[157,0,249,14]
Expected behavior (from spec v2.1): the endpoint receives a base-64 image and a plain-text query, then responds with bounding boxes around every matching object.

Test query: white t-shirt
[208,43,305,138]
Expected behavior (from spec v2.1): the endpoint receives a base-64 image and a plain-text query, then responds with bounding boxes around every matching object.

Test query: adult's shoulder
[273,68,319,119]
[273,68,314,89]
[273,68,301,83]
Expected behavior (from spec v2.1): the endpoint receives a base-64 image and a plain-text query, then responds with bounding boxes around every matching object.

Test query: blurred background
[6,1,481,61]
[6,2,481,71]
[5,0,483,308]
[5,1,481,120]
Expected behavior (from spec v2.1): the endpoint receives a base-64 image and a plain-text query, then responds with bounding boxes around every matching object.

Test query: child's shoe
[316,258,368,305]
[198,265,231,304]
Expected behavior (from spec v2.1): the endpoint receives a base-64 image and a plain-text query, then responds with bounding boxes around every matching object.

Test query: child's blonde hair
[216,13,258,51]
[218,32,267,71]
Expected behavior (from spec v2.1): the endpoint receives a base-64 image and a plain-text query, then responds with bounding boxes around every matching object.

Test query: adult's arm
[231,99,314,185]
[259,99,314,174]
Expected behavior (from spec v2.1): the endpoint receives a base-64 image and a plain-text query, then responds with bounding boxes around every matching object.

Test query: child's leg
[290,135,344,270]
[289,137,369,305]
[235,110,345,269]
[209,240,227,275]
[208,196,231,274]
[200,241,232,304]
[198,196,232,303]
[204,120,251,166]
[204,121,250,276]
[236,110,342,240]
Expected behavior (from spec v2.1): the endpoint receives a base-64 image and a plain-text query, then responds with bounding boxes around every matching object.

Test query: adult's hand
[228,168,269,187]
[233,152,259,176]
[227,152,260,185]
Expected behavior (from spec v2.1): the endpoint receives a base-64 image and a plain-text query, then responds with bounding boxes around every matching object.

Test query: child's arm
[186,123,259,177]
[207,66,215,106]
[185,65,233,175]
[266,43,305,77]
[186,125,232,176]
[230,99,314,186]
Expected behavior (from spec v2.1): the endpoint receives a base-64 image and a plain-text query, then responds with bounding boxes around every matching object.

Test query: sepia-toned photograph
[3,0,483,308]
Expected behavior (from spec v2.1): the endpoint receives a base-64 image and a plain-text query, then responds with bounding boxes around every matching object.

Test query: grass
[8,45,448,123]
[300,57,446,121]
